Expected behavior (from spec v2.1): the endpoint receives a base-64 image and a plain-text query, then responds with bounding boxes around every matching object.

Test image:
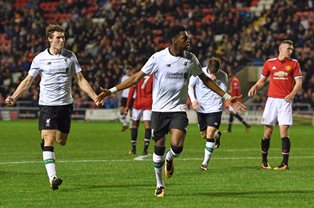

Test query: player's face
[175,31,191,51]
[49,31,65,51]
[280,43,293,58]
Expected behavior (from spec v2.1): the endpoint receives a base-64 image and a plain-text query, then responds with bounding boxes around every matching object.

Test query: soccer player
[188,57,228,171]
[5,24,101,190]
[119,66,133,132]
[125,74,153,155]
[227,72,251,132]
[248,40,302,170]
[96,26,245,197]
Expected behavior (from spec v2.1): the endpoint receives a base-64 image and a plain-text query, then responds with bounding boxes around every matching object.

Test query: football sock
[143,128,151,152]
[261,136,270,163]
[153,146,165,188]
[228,114,234,132]
[42,146,56,183]
[131,128,138,152]
[202,138,215,165]
[281,137,290,165]
[165,145,183,161]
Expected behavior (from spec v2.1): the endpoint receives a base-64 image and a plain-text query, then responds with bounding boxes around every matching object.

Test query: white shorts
[132,108,152,121]
[261,97,293,126]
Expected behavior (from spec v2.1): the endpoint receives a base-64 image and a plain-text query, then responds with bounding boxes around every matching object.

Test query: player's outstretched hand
[5,96,15,106]
[96,87,112,103]
[229,95,246,112]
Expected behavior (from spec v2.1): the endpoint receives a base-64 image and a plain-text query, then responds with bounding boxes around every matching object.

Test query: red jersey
[229,76,241,97]
[262,57,302,98]
[126,75,153,110]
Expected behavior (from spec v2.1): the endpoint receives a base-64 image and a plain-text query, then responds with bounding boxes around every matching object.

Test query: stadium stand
[0,0,313,111]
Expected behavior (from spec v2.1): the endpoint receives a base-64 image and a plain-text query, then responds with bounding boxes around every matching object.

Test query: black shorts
[38,104,73,134]
[120,97,134,108]
[151,112,189,140]
[197,111,222,131]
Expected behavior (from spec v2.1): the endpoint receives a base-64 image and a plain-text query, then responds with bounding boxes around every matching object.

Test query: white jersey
[120,74,131,98]
[188,67,228,113]
[28,48,81,106]
[141,47,203,112]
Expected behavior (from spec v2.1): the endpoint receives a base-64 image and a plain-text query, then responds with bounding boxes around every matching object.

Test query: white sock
[202,141,215,166]
[153,153,164,188]
[43,151,56,183]
[165,148,179,161]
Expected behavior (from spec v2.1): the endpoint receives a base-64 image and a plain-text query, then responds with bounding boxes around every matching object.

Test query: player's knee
[154,145,165,156]
[200,131,206,139]
[56,135,68,146]
[170,145,183,155]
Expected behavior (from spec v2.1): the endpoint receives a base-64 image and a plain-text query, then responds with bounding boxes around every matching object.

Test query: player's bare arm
[5,74,34,106]
[285,78,302,103]
[96,70,146,103]
[75,72,102,106]
[248,76,267,97]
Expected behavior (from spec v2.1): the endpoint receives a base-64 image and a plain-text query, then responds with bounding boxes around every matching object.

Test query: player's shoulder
[183,50,197,61]
[217,69,228,77]
[265,57,277,63]
[289,58,299,64]
[61,48,75,58]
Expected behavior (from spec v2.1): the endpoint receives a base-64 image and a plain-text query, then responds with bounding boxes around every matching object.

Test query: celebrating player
[5,24,101,190]
[96,26,245,197]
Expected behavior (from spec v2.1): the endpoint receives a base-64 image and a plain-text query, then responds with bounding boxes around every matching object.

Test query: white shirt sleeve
[188,76,198,102]
[141,53,157,75]
[28,56,40,77]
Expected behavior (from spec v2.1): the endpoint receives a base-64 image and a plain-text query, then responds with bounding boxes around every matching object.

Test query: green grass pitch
[1,121,314,208]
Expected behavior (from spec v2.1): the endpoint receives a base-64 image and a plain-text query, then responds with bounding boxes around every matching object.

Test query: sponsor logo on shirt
[273,71,288,80]
[165,72,187,79]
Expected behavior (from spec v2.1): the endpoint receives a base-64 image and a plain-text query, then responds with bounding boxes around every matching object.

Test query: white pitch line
[1,155,314,165]
[134,154,151,161]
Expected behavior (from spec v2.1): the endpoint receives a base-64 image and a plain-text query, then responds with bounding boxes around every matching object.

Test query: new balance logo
[47,62,51,65]
[166,64,171,67]
[184,61,188,66]
[272,66,276,70]
[45,118,51,127]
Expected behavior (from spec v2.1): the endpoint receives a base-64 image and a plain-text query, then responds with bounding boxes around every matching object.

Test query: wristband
[223,93,231,101]
[109,87,117,94]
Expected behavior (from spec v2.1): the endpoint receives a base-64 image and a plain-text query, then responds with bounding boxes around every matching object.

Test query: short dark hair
[46,24,65,39]
[166,26,187,42]
[207,57,221,73]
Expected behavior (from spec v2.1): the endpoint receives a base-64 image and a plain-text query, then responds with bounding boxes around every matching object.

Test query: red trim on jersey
[126,75,153,110]
[262,57,302,98]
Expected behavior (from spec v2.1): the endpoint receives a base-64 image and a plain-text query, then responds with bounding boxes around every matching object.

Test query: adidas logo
[272,66,276,70]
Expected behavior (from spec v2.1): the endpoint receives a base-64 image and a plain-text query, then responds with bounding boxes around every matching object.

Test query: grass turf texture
[1,121,314,208]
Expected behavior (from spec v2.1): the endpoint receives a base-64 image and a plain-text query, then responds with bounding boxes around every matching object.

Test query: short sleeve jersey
[28,49,81,106]
[189,67,228,113]
[262,57,302,98]
[141,48,203,112]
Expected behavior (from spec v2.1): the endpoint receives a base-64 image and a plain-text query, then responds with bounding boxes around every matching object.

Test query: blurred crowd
[0,0,313,110]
